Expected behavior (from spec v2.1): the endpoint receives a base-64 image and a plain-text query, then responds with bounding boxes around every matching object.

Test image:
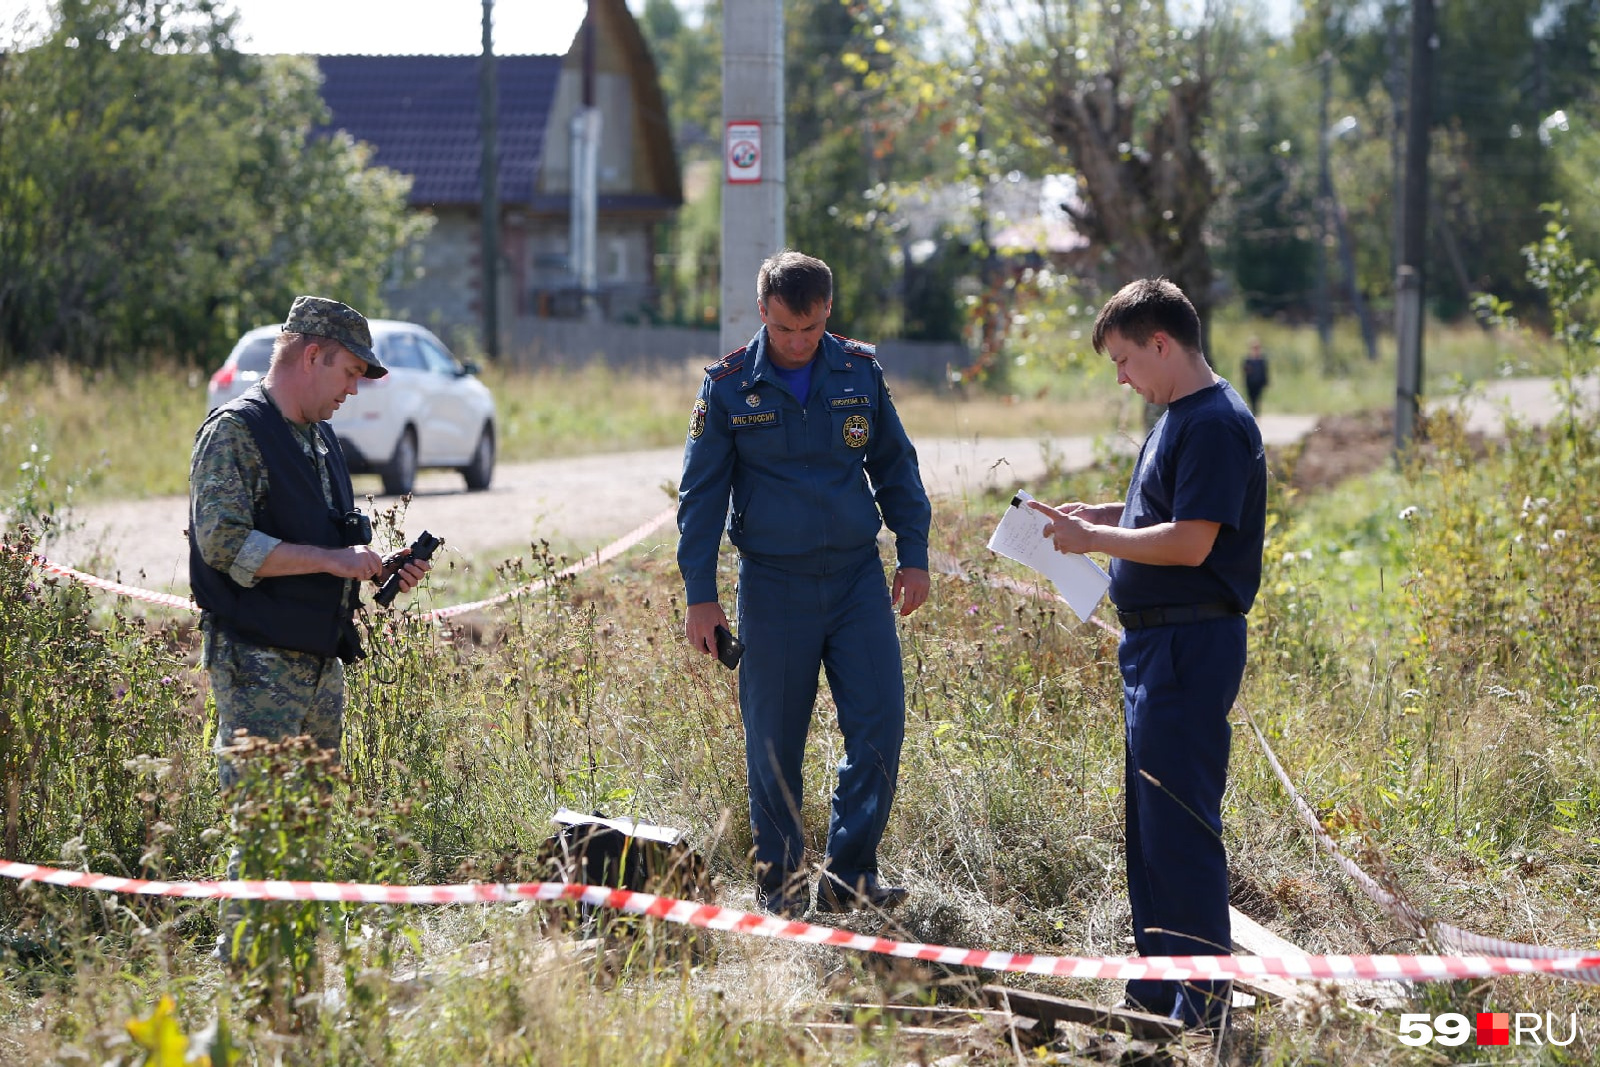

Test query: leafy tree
[1548,108,1600,273]
[783,0,909,339]
[811,0,1044,359]
[638,0,723,327]
[642,0,937,339]
[1209,40,1319,318]
[0,0,426,367]
[1325,0,1600,320]
[986,0,1244,339]
[640,0,721,161]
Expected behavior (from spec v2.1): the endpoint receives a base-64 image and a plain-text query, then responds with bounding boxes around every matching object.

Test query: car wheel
[381,426,418,496]
[462,423,494,491]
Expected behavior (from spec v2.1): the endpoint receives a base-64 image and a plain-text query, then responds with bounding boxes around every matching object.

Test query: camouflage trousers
[205,624,345,791]
[205,623,345,967]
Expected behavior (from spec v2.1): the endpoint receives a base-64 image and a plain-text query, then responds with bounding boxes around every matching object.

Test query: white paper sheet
[986,489,1111,624]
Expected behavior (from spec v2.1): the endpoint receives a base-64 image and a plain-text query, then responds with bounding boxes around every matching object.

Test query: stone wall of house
[383,209,484,348]
[382,209,661,354]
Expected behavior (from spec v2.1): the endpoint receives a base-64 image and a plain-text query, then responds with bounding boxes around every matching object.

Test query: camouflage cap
[281,295,387,379]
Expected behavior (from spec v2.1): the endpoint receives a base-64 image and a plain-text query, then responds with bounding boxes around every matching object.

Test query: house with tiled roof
[314,0,681,348]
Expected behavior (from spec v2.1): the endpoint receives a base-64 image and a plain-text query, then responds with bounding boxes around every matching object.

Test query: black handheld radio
[374,530,442,608]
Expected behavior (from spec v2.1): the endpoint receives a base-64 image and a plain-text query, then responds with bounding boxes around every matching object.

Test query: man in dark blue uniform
[1030,278,1266,1030]
[677,250,932,918]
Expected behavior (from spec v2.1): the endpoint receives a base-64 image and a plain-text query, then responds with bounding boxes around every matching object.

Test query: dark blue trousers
[735,550,905,893]
[1118,616,1245,1027]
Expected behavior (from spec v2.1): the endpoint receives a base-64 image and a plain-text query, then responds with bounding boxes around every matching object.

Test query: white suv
[207,320,496,496]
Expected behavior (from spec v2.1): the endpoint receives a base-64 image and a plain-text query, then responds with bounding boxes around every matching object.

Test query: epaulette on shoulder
[704,347,747,382]
[830,333,877,358]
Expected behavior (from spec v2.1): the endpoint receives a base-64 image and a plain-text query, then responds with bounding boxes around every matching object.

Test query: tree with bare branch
[990,0,1238,347]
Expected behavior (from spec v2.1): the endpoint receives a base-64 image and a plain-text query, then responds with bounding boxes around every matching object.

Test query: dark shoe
[1113,994,1172,1017]
[814,872,908,914]
[755,885,808,920]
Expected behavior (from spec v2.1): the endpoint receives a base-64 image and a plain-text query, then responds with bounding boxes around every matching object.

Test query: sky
[0,0,623,55]
[2,0,1291,55]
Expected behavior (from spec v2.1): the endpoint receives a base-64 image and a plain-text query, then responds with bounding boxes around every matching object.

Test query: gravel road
[31,371,1576,595]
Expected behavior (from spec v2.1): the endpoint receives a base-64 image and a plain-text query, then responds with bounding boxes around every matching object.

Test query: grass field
[3,316,1600,1064]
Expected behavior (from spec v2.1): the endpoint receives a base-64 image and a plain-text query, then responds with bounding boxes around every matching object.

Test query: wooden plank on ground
[981,984,1183,1042]
[801,1021,967,1039]
[821,1003,1032,1028]
[798,1020,973,1054]
[1230,907,1407,1009]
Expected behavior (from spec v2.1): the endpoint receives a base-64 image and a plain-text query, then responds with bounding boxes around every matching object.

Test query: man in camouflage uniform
[189,295,429,963]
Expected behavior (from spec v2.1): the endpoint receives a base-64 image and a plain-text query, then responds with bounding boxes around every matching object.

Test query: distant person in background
[1241,337,1269,414]
[1028,278,1266,1032]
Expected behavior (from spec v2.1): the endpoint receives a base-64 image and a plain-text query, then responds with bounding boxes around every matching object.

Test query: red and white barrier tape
[423,504,677,621]
[3,860,1596,985]
[23,554,198,611]
[6,504,678,621]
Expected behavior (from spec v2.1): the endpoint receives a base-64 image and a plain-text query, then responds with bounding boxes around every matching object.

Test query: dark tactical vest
[189,385,363,661]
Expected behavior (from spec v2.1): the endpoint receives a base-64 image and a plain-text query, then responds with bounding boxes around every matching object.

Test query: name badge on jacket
[730,410,781,429]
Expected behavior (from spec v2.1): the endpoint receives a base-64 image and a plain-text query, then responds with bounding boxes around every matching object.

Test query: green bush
[0,524,208,890]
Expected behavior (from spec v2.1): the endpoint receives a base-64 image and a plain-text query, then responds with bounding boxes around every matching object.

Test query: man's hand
[1027,501,1220,567]
[1027,501,1097,555]
[323,545,387,580]
[891,567,930,617]
[685,600,730,657]
[379,549,432,594]
[258,542,387,581]
[1041,500,1123,527]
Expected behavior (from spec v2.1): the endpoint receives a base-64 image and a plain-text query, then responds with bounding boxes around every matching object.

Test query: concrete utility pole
[479,0,501,359]
[569,0,602,322]
[720,0,785,356]
[1315,48,1333,371]
[1394,0,1435,454]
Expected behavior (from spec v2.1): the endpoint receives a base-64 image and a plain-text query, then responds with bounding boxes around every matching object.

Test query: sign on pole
[725,121,762,184]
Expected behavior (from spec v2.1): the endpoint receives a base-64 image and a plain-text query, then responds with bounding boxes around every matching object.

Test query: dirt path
[33,369,1578,595]
[35,417,1313,593]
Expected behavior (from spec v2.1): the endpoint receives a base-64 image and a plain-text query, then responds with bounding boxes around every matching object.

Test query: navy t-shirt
[772,360,813,404]
[1109,380,1266,613]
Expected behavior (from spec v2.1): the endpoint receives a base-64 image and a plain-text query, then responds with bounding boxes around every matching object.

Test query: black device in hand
[713,624,744,670]
[373,530,442,608]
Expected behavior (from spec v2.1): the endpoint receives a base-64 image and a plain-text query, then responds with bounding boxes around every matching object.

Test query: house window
[607,237,628,282]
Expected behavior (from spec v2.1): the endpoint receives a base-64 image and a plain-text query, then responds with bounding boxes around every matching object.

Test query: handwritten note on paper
[986,489,1111,624]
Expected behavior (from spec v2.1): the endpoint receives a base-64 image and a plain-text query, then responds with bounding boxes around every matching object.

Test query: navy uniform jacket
[677,329,932,606]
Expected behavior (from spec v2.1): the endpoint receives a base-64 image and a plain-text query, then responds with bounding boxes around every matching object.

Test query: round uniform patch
[843,413,870,448]
[689,398,707,439]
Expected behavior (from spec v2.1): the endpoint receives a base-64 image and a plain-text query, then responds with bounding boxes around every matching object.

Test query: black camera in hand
[332,507,373,547]
[374,530,442,608]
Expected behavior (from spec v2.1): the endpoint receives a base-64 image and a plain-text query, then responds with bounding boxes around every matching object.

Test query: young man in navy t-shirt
[1030,278,1266,1030]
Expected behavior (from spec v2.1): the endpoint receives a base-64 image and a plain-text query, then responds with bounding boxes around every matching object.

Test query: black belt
[1117,602,1244,630]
